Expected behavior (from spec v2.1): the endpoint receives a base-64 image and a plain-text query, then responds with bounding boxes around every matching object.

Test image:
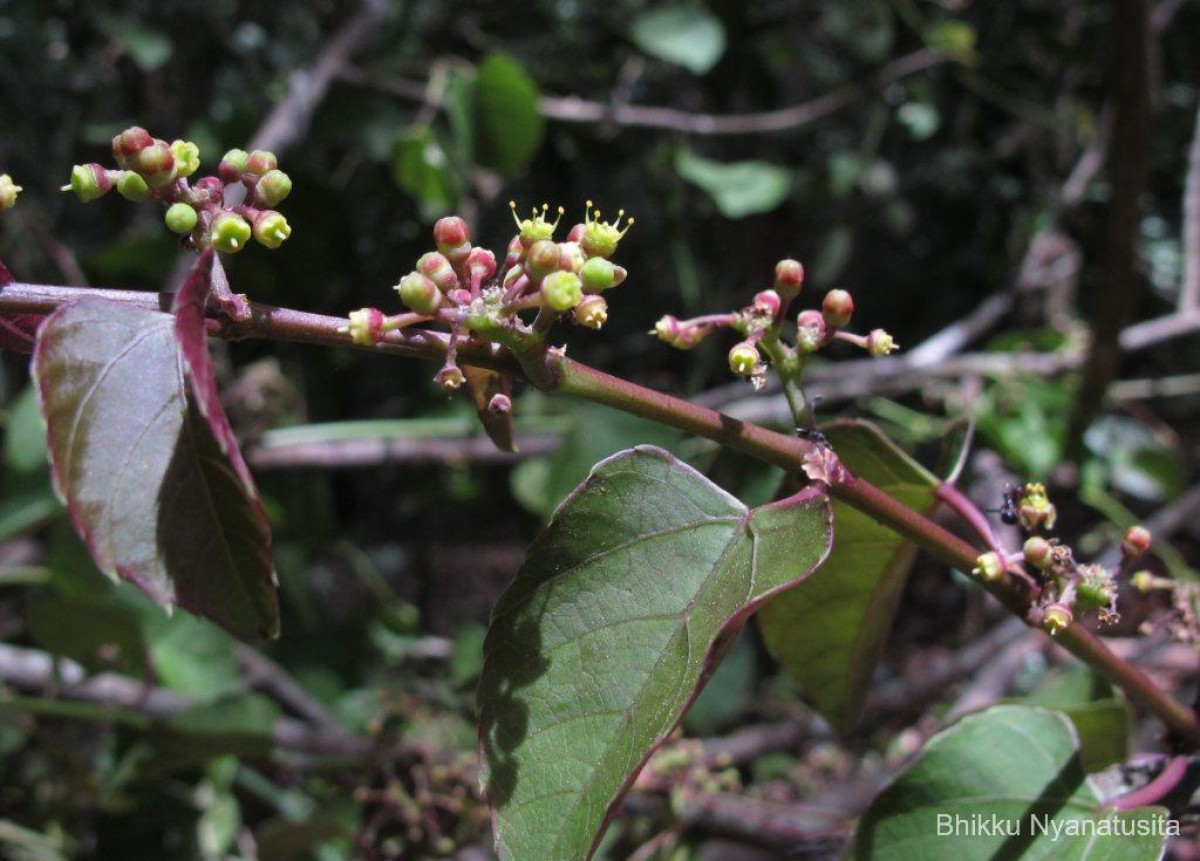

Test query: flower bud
[653,315,710,349]
[1022,536,1054,570]
[219,149,249,183]
[581,256,616,293]
[416,251,460,293]
[397,272,442,315]
[344,307,386,345]
[773,259,804,297]
[62,164,113,202]
[1017,483,1057,532]
[169,140,201,178]
[190,175,224,205]
[1076,564,1118,612]
[580,200,634,259]
[566,222,585,243]
[252,210,292,249]
[115,171,151,202]
[434,215,471,251]
[244,149,278,176]
[574,294,608,329]
[728,341,761,376]
[1121,525,1152,562]
[210,212,252,253]
[557,241,586,274]
[466,247,497,282]
[112,126,154,170]
[524,239,561,282]
[488,393,512,415]
[973,552,1005,582]
[436,365,466,392]
[753,289,782,318]
[795,310,827,353]
[867,328,898,357]
[503,235,525,271]
[164,202,199,234]
[822,289,854,328]
[541,271,583,312]
[254,169,292,207]
[134,140,177,187]
[1130,570,1158,592]
[0,174,23,211]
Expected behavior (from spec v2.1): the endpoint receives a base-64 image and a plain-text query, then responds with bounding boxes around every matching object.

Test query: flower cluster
[342,202,633,393]
[62,126,292,255]
[652,258,897,393]
[975,487,1139,636]
[0,174,20,212]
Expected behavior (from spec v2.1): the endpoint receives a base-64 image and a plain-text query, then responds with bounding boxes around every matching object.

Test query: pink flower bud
[1121,525,1152,561]
[524,239,561,282]
[112,126,154,170]
[344,307,386,346]
[244,149,278,176]
[1022,537,1054,570]
[753,289,782,318]
[795,310,827,353]
[466,247,497,282]
[822,289,854,329]
[433,216,471,251]
[774,259,804,297]
[416,251,459,293]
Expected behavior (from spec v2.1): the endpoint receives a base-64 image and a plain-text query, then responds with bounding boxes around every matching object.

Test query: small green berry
[210,212,252,253]
[1022,537,1054,570]
[116,171,151,202]
[540,271,583,312]
[728,341,761,376]
[169,140,201,178]
[164,202,198,234]
[252,210,292,249]
[0,174,22,211]
[397,272,442,315]
[62,164,113,203]
[581,256,616,293]
[254,169,292,207]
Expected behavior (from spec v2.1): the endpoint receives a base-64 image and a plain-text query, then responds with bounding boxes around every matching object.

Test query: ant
[795,396,828,447]
[992,483,1021,526]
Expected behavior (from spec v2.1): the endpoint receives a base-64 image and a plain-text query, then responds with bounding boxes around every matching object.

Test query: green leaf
[141,694,281,778]
[675,148,791,218]
[849,705,1169,859]
[4,384,48,473]
[27,594,149,675]
[479,446,832,860]
[1023,666,1131,773]
[631,4,727,75]
[475,52,545,177]
[759,421,937,733]
[32,294,277,641]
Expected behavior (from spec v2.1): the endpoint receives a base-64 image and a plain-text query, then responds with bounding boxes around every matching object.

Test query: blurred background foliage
[2,0,1199,858]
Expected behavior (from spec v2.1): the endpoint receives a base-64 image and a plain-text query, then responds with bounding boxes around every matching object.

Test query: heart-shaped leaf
[33,271,277,640]
[759,421,938,733]
[479,446,832,860]
[849,705,1170,860]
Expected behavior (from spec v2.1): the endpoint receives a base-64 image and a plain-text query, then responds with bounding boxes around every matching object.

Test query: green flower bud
[574,295,608,329]
[62,163,113,203]
[134,140,177,187]
[219,148,249,183]
[254,169,292,207]
[169,140,201,178]
[728,341,761,376]
[252,210,292,249]
[397,272,442,315]
[0,174,22,211]
[244,149,278,176]
[1022,536,1054,570]
[540,271,583,312]
[210,212,252,253]
[116,171,151,202]
[164,202,198,234]
[581,256,616,293]
[580,200,634,259]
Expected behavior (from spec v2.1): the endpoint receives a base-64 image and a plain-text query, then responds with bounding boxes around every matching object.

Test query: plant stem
[3,279,1199,746]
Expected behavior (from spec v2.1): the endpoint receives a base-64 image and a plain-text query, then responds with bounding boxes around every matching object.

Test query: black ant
[992,483,1021,526]
[795,396,827,447]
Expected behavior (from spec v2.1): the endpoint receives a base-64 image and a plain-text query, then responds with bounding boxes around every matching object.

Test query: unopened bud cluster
[651,258,897,392]
[342,201,633,394]
[62,126,293,255]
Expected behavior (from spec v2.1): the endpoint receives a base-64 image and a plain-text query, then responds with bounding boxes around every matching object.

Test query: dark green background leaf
[474,51,545,177]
